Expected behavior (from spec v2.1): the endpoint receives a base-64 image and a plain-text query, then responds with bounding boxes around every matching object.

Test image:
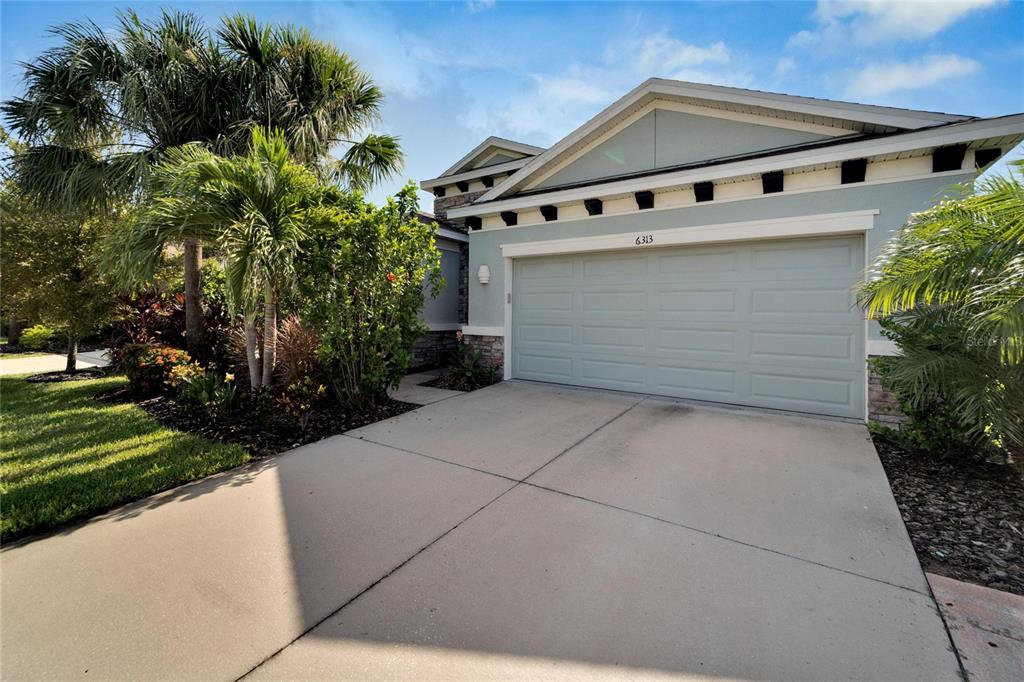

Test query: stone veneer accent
[465,334,504,368]
[867,356,905,429]
[410,330,459,371]
[434,190,487,220]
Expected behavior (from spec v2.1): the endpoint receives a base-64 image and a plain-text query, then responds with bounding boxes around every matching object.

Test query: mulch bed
[98,387,415,458]
[25,368,108,383]
[874,436,1024,596]
[421,373,501,392]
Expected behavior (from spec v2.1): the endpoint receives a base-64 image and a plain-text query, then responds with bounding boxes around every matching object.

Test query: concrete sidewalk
[0,349,109,376]
[0,382,962,681]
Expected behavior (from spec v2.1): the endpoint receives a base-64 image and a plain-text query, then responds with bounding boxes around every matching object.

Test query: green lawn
[0,374,248,541]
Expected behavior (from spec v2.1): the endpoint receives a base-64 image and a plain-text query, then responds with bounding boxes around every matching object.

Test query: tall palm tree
[133,128,322,386]
[2,9,403,358]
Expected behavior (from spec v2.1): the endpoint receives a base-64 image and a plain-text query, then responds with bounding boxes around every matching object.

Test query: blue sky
[3,1,1023,207]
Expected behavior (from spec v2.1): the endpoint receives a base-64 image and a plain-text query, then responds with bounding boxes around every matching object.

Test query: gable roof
[478,78,975,202]
[437,135,546,178]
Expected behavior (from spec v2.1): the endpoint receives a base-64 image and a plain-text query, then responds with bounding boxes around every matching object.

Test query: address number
[635,234,654,246]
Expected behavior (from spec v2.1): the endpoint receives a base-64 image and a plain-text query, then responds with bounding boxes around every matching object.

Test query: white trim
[449,114,1024,219]
[503,257,513,380]
[425,323,462,331]
[479,78,971,202]
[439,136,545,178]
[867,339,902,356]
[499,210,877,258]
[436,227,469,243]
[420,158,531,190]
[461,325,505,337]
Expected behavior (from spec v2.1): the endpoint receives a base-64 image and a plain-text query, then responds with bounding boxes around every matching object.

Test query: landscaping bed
[874,436,1024,596]
[422,372,501,392]
[100,387,415,457]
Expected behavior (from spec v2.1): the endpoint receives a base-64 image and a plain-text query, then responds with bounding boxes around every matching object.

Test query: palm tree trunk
[261,289,277,386]
[183,238,205,360]
[244,317,262,388]
[65,335,78,373]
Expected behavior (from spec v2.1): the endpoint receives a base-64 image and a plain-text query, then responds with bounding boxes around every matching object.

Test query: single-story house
[411,211,469,369]
[420,78,1024,421]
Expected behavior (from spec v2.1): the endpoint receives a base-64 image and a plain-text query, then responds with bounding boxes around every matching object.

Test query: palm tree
[133,128,322,386]
[860,161,1024,454]
[3,10,403,358]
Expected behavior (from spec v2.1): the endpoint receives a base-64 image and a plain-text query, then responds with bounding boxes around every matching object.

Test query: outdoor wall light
[478,264,491,285]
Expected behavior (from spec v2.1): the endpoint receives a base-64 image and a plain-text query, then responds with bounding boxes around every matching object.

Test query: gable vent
[841,159,867,184]
[694,181,714,203]
[584,198,603,215]
[540,205,558,222]
[762,171,784,194]
[635,191,654,210]
[933,144,967,173]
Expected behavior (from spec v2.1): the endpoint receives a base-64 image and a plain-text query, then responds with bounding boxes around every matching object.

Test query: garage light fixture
[477,264,490,285]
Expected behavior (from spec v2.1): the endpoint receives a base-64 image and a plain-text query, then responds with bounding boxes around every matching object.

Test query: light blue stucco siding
[536,110,832,189]
[467,173,973,342]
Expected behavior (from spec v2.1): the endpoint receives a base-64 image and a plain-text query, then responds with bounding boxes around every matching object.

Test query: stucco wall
[466,172,973,344]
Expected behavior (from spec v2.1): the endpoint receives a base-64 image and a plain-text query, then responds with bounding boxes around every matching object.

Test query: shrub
[873,313,1023,461]
[443,332,501,391]
[122,343,191,395]
[20,324,57,350]
[177,370,237,415]
[277,376,327,431]
[298,185,441,407]
[275,314,318,386]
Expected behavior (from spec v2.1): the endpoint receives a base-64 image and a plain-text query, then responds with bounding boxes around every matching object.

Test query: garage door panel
[512,235,865,418]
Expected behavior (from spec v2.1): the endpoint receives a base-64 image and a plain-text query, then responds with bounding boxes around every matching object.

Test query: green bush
[122,343,191,395]
[443,333,501,391]
[298,185,441,407]
[20,324,57,350]
[177,370,237,415]
[277,376,327,431]
[873,313,1022,460]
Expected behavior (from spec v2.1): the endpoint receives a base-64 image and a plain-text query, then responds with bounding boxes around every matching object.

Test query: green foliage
[299,184,441,407]
[122,343,191,395]
[20,325,57,351]
[444,333,501,391]
[277,376,326,431]
[0,374,247,541]
[860,163,1024,459]
[0,186,118,356]
[873,309,1023,460]
[177,370,237,415]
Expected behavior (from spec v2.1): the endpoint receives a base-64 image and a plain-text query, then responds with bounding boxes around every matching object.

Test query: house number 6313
[635,234,654,246]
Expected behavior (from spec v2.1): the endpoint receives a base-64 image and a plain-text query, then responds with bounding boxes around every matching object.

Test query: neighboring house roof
[438,136,546,178]
[418,211,469,243]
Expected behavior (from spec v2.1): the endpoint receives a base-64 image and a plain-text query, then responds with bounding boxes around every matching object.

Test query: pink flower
[455,330,463,341]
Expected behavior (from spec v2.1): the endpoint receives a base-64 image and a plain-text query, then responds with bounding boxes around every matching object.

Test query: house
[411,211,469,369]
[420,79,1024,421]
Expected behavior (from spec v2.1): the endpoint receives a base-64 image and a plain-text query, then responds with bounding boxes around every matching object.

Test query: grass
[0,374,248,541]
[0,352,48,359]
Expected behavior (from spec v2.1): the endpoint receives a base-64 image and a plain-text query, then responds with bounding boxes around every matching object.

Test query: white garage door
[511,235,865,418]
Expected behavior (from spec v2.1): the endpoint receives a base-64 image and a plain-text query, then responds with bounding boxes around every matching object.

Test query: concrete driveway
[1,381,961,681]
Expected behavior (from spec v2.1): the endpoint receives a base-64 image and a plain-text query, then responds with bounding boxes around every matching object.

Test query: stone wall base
[410,330,459,371]
[465,334,504,368]
[868,356,905,429]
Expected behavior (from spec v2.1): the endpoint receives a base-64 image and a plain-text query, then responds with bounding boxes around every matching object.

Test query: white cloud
[845,54,981,98]
[774,56,797,77]
[791,0,1004,47]
[467,0,496,13]
[461,33,751,142]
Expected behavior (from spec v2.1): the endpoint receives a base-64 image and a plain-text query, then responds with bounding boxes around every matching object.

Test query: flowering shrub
[177,370,237,414]
[122,343,191,395]
[277,376,327,431]
[168,361,206,389]
[20,324,57,350]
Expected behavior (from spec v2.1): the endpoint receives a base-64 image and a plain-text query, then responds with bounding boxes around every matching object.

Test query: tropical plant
[860,162,1024,457]
[277,376,327,432]
[129,128,325,386]
[442,331,502,391]
[275,314,319,386]
[299,184,441,407]
[177,370,237,415]
[3,10,403,358]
